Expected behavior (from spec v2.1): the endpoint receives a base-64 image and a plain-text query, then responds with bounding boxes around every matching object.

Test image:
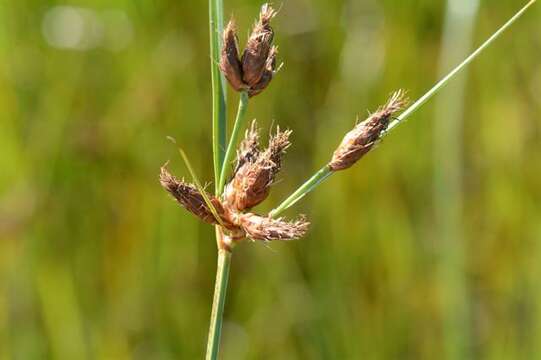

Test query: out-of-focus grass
[434,0,479,357]
[0,0,539,359]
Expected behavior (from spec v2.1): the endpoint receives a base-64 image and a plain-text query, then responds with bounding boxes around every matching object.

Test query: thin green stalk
[385,0,536,135]
[269,165,332,218]
[206,245,232,360]
[208,0,230,359]
[176,146,227,228]
[219,91,249,193]
[270,0,535,216]
[209,0,227,194]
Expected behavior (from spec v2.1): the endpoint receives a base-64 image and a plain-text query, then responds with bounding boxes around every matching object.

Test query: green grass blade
[210,0,227,194]
[433,0,480,357]
[177,146,227,228]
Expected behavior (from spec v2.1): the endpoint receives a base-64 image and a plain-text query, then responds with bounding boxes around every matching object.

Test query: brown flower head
[238,213,309,241]
[220,19,246,92]
[247,45,279,97]
[224,125,291,211]
[219,4,280,97]
[329,90,408,171]
[233,120,261,174]
[160,166,236,229]
[241,4,276,87]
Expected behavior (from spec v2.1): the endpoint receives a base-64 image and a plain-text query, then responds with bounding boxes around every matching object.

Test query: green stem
[219,91,249,193]
[270,0,535,216]
[269,165,332,218]
[206,245,232,360]
[209,0,227,194]
[207,0,229,359]
[385,0,536,135]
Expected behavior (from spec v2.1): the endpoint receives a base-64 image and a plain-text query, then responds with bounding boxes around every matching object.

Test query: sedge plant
[158,1,537,359]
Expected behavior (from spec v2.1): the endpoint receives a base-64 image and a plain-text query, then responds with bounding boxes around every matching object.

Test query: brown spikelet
[233,120,261,174]
[239,213,309,241]
[241,4,276,87]
[248,46,279,97]
[220,19,246,92]
[160,166,236,228]
[219,4,279,96]
[266,125,291,172]
[224,126,291,211]
[328,90,408,171]
[259,3,277,26]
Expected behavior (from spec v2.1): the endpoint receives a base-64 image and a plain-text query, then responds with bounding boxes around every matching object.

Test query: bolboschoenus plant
[159,1,537,359]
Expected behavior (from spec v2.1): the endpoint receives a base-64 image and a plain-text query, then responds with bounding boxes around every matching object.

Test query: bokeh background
[1,0,540,358]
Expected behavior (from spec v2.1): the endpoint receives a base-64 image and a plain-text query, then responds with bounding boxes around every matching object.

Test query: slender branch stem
[385,0,537,135]
[206,236,232,360]
[270,0,535,216]
[209,0,227,194]
[219,91,249,193]
[269,165,332,218]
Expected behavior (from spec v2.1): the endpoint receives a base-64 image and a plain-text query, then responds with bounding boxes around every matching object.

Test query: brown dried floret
[329,90,408,171]
[248,46,280,97]
[238,213,309,241]
[241,4,276,87]
[224,126,291,211]
[219,4,279,97]
[220,19,245,92]
[233,120,261,174]
[266,125,291,173]
[160,166,236,229]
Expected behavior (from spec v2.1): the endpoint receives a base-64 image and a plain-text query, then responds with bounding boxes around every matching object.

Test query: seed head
[219,4,279,97]
[220,19,246,92]
[238,213,309,241]
[224,125,291,211]
[329,90,408,171]
[241,4,276,87]
[248,46,280,97]
[160,166,236,228]
[233,120,261,174]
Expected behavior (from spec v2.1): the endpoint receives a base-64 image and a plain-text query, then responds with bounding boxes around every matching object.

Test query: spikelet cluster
[160,4,410,250]
[329,90,408,171]
[220,4,280,97]
[160,124,309,245]
[224,121,291,211]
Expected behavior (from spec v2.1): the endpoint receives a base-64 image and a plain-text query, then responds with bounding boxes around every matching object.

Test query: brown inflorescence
[247,45,279,97]
[219,4,280,97]
[160,166,236,229]
[238,213,309,241]
[328,90,408,171]
[220,19,245,92]
[232,120,260,175]
[160,124,308,245]
[224,123,291,212]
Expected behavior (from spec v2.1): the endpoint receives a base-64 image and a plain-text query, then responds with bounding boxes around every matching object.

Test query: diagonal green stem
[206,245,232,360]
[385,0,537,135]
[270,0,535,216]
[209,0,227,194]
[269,165,332,218]
[219,91,249,193]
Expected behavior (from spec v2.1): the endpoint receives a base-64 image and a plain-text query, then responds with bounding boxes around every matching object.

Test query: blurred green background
[1,0,540,358]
